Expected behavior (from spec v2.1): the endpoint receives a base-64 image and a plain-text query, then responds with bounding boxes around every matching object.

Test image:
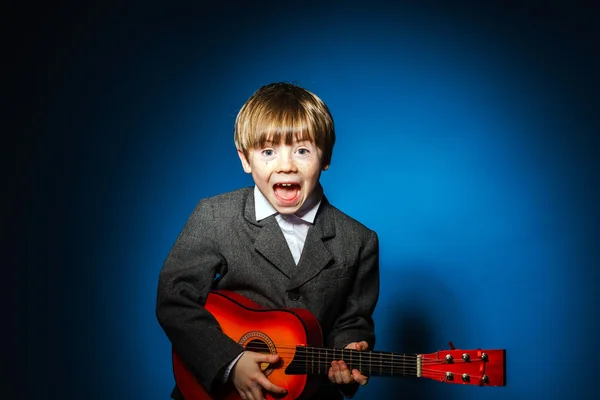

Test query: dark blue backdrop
[21,1,599,399]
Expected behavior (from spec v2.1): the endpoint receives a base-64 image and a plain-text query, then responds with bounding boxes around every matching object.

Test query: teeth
[279,183,293,187]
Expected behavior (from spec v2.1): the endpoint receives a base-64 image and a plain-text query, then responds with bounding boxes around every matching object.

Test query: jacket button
[288,290,300,301]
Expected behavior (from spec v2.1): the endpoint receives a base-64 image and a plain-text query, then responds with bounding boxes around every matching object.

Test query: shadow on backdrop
[366,265,466,400]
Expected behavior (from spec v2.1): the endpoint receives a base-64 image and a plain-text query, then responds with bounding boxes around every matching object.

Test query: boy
[156,82,379,400]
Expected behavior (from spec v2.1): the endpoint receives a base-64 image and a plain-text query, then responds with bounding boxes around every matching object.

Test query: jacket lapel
[287,198,336,290]
[254,216,296,278]
[244,190,296,278]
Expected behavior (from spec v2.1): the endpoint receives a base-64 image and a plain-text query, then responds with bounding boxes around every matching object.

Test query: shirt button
[288,290,300,301]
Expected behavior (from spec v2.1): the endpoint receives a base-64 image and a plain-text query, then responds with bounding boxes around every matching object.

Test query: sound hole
[238,331,278,376]
[247,339,270,354]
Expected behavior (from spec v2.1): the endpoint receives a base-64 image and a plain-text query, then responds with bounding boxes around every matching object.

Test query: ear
[321,152,331,171]
[237,149,252,173]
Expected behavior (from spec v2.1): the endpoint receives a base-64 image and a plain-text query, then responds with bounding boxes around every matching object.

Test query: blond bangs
[234,83,335,163]
[247,108,321,149]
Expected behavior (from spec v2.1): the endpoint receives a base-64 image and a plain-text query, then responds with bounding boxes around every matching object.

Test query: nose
[275,150,297,173]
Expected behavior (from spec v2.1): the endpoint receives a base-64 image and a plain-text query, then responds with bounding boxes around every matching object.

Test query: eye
[297,148,309,155]
[261,149,274,157]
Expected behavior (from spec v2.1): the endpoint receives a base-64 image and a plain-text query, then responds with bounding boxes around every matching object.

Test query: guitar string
[256,361,485,381]
[257,364,482,379]
[241,344,485,374]
[241,343,485,364]
[246,363,483,377]
[238,349,485,379]
[242,342,419,357]
[250,358,485,380]
[255,360,477,371]
[242,346,419,365]
[243,354,471,365]
[242,342,488,358]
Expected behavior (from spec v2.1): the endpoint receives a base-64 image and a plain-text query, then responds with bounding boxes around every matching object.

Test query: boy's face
[238,138,329,215]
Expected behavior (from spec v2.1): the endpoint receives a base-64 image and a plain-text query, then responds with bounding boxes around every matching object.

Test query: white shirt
[254,185,321,264]
[222,185,323,381]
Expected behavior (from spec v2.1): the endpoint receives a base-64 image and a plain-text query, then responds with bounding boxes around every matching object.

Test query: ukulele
[172,290,506,400]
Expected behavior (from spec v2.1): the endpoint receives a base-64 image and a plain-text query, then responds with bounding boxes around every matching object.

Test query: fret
[305,347,308,374]
[310,347,315,374]
[317,348,321,374]
[380,351,383,375]
[402,354,405,376]
[390,353,393,376]
[369,351,372,376]
[346,349,351,370]
[359,351,362,373]
[333,348,337,367]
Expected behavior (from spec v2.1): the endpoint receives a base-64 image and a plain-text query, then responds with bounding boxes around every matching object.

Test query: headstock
[419,347,506,386]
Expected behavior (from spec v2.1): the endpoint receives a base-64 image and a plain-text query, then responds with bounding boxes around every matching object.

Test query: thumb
[356,341,369,351]
[261,353,281,363]
[249,352,280,363]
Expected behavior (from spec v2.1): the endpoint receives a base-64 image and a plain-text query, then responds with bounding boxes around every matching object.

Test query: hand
[231,351,287,400]
[328,341,370,386]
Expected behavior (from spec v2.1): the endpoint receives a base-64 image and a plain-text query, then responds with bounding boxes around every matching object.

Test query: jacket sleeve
[156,201,244,393]
[326,229,380,351]
[324,229,379,398]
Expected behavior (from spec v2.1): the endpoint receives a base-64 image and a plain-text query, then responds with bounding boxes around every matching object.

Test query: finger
[261,353,281,363]
[351,341,369,351]
[351,369,369,385]
[330,361,352,384]
[344,342,358,350]
[328,366,335,382]
[329,361,341,383]
[344,341,366,351]
[337,361,353,384]
[253,353,281,370]
[243,388,257,400]
[248,352,278,362]
[257,374,287,395]
[249,383,264,400]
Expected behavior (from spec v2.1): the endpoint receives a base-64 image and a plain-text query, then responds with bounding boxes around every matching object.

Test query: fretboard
[285,346,420,377]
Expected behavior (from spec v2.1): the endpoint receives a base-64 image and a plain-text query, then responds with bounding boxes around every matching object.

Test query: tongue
[275,185,299,200]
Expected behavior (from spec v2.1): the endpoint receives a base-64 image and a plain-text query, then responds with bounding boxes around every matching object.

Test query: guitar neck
[285,346,420,377]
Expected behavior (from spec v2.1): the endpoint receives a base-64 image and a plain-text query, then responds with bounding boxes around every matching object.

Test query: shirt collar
[254,185,322,224]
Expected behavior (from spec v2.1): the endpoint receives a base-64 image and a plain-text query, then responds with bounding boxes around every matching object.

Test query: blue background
[19,1,599,399]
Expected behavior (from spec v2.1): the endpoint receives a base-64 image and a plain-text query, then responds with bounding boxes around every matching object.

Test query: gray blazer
[156,187,379,397]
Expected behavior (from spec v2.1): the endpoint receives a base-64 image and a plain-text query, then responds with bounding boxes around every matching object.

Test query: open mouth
[273,183,301,204]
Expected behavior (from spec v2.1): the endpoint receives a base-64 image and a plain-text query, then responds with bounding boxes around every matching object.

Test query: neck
[285,346,420,377]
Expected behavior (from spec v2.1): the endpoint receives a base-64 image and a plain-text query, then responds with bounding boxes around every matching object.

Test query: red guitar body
[173,290,323,400]
[172,291,506,400]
